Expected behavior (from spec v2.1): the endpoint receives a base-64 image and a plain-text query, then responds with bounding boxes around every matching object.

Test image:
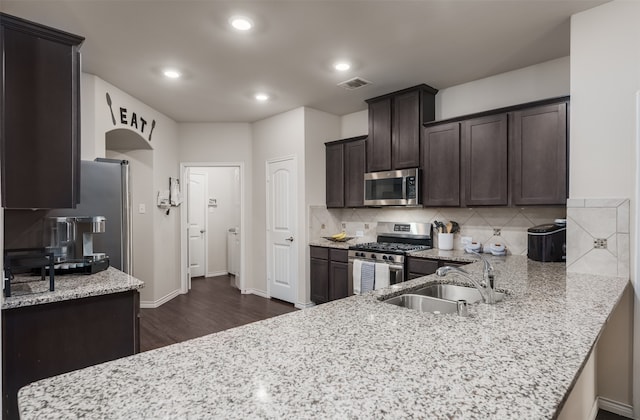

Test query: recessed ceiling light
[230,16,253,31]
[334,62,351,71]
[255,93,269,102]
[163,69,181,79]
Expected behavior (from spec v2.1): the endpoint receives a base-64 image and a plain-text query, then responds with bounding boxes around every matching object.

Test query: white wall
[82,74,181,306]
[436,56,570,120]
[338,57,570,135]
[251,108,305,297]
[341,109,368,138]
[570,1,640,415]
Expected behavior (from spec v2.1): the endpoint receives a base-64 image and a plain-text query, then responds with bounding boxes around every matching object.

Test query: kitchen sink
[383,294,459,315]
[413,283,504,303]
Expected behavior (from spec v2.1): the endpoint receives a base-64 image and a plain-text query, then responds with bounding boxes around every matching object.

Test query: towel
[360,262,375,293]
[374,263,390,290]
[353,260,362,295]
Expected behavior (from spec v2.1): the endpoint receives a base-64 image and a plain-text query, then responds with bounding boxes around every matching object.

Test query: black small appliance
[527,220,566,262]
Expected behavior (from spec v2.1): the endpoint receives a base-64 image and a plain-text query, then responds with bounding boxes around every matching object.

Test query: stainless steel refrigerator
[48,158,132,273]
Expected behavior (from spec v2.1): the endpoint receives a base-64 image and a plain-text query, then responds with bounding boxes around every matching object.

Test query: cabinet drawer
[310,246,329,260]
[329,248,348,263]
[407,258,439,275]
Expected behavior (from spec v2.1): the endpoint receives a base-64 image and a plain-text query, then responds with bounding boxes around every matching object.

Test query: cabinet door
[421,123,460,206]
[461,114,508,206]
[367,97,392,172]
[310,257,329,304]
[407,257,440,276]
[344,139,366,207]
[392,90,421,169]
[329,261,349,301]
[510,103,567,205]
[325,143,345,208]
[2,23,82,209]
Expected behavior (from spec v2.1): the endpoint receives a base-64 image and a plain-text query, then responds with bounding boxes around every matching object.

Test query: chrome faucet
[436,251,497,304]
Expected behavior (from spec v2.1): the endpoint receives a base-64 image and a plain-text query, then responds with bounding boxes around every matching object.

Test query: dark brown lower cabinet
[310,246,349,304]
[2,290,140,420]
[407,257,469,280]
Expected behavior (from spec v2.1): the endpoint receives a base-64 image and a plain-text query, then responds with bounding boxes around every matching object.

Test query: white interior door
[266,157,298,304]
[188,170,207,282]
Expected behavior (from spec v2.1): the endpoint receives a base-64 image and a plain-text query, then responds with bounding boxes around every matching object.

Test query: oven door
[348,258,405,294]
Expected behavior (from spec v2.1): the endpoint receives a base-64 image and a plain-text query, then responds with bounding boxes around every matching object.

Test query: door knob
[285,236,294,242]
[200,229,206,234]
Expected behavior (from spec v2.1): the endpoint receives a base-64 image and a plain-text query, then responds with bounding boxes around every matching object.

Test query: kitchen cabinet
[0,13,84,209]
[461,114,509,206]
[366,85,438,172]
[421,122,460,207]
[2,290,139,419]
[325,136,367,208]
[310,246,349,304]
[510,102,568,205]
[407,256,469,280]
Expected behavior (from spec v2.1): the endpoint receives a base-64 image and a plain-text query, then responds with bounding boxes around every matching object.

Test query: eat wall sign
[106,92,156,141]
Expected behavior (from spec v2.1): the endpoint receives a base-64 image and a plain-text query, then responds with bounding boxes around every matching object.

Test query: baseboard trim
[245,288,269,298]
[598,397,635,418]
[295,301,315,309]
[140,289,181,308]
[588,398,599,420]
[206,270,228,278]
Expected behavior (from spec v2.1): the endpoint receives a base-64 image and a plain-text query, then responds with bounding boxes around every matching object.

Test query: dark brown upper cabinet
[421,122,460,207]
[325,142,345,208]
[366,85,438,172]
[1,13,84,209]
[510,102,568,205]
[461,114,509,206]
[325,136,366,208]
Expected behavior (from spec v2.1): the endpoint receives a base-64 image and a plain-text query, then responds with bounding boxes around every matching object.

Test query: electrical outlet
[364,224,370,229]
[321,224,326,229]
[493,228,501,236]
[341,222,346,229]
[593,238,608,249]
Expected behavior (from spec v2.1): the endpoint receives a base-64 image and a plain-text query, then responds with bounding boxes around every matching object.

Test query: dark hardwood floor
[139,274,297,352]
[596,410,630,420]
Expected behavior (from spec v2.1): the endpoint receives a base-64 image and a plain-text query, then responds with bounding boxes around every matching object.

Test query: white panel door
[188,170,207,281]
[266,157,297,304]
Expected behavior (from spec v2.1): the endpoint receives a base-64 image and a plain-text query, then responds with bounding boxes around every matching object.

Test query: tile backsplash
[309,206,566,255]
[566,198,629,278]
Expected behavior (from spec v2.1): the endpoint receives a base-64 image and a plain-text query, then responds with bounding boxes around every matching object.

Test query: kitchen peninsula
[3,267,143,419]
[17,256,628,419]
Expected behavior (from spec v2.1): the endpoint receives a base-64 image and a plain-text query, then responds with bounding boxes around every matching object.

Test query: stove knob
[386,255,393,262]
[382,255,388,260]
[370,254,377,259]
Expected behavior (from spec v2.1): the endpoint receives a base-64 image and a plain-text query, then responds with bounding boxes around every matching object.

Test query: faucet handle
[456,300,468,317]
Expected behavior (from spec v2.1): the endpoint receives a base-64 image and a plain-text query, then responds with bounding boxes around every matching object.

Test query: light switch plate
[138,204,146,214]
[355,230,364,237]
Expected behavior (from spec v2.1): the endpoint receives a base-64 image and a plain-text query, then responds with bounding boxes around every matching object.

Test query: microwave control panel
[406,176,417,199]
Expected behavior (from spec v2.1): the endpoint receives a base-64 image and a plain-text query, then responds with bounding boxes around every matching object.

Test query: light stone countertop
[18,256,629,419]
[2,266,144,310]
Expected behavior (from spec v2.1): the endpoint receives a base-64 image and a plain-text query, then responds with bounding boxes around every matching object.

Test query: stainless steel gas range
[348,222,433,290]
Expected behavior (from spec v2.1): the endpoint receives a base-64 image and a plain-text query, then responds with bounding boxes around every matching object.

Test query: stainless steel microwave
[364,168,420,206]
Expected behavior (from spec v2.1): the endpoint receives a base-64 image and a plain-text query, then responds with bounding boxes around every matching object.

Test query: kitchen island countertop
[2,266,144,310]
[18,256,628,419]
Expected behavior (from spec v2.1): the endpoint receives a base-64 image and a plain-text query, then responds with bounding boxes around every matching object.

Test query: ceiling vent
[337,77,372,90]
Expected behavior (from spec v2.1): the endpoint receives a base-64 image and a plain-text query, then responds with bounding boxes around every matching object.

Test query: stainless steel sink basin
[413,284,504,303]
[383,294,459,314]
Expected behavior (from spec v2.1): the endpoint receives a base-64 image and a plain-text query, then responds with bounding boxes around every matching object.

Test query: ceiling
[1,0,607,123]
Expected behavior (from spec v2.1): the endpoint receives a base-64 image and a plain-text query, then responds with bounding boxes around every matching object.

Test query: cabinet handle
[286,237,294,242]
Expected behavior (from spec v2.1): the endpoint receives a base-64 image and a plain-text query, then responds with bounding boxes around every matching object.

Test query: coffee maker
[45,216,110,274]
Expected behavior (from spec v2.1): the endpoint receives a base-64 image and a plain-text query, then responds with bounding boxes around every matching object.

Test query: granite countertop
[2,266,144,310]
[308,238,358,249]
[18,256,628,419]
